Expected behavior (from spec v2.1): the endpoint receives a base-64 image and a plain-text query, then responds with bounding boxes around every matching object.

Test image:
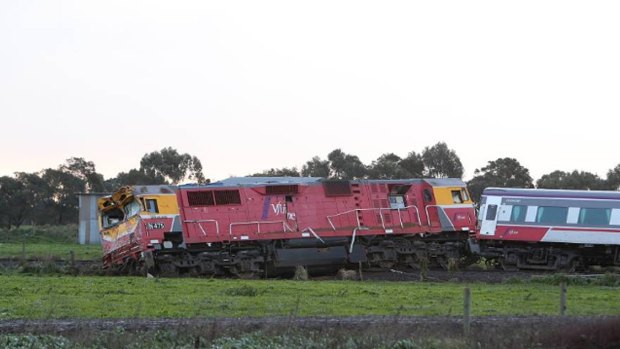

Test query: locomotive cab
[97,185,181,270]
[424,179,475,232]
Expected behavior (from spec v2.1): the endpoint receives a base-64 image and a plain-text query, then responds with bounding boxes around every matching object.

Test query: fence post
[560,282,567,316]
[358,261,363,282]
[70,250,76,272]
[464,287,471,336]
[21,242,26,264]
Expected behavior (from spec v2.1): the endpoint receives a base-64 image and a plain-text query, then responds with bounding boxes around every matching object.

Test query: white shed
[77,193,109,245]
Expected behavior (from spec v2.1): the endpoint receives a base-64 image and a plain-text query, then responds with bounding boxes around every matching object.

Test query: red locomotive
[98,177,477,276]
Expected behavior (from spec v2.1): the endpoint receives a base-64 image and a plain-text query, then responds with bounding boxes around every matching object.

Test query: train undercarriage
[109,232,477,277]
[478,241,620,272]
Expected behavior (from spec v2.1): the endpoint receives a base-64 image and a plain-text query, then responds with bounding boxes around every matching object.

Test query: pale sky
[1,1,619,183]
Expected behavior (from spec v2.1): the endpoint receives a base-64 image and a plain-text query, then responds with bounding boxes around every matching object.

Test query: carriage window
[485,205,498,220]
[510,205,527,223]
[536,206,568,225]
[145,199,159,213]
[579,208,611,226]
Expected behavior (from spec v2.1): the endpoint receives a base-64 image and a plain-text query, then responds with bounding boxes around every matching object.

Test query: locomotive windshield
[101,207,124,228]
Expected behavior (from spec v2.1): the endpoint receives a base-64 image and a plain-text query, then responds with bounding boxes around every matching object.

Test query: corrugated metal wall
[78,194,106,245]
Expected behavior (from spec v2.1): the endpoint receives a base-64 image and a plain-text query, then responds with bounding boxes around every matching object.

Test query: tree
[60,157,105,192]
[110,168,167,188]
[250,167,301,177]
[41,168,85,225]
[15,172,54,225]
[368,153,410,179]
[0,176,27,229]
[0,173,54,229]
[301,156,330,177]
[467,158,534,202]
[327,149,367,179]
[537,170,608,190]
[139,147,206,184]
[606,164,620,190]
[421,142,464,178]
[399,151,425,178]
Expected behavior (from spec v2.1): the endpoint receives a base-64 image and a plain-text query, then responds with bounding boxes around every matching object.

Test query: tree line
[0,147,204,229]
[1,143,619,229]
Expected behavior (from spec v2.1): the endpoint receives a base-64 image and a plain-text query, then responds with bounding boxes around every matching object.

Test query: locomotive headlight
[149,239,159,244]
[163,241,173,249]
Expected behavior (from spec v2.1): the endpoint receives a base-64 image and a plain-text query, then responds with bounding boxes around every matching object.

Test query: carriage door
[480,196,502,236]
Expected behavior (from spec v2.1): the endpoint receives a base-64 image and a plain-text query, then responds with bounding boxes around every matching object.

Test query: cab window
[145,199,159,213]
[461,189,469,202]
[102,208,124,228]
[124,200,141,218]
[423,189,432,203]
[451,190,463,204]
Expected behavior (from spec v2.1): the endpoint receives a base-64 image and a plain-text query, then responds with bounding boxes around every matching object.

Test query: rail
[184,219,221,239]
[326,205,421,231]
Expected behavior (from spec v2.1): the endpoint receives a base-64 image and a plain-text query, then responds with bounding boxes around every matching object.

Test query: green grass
[0,332,466,349]
[0,225,78,244]
[0,225,102,260]
[0,243,102,260]
[0,275,618,319]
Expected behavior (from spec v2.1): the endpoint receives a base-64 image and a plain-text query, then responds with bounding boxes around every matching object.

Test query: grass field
[0,225,102,261]
[0,243,102,261]
[0,275,618,319]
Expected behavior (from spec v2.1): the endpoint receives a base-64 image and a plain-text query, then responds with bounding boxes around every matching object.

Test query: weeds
[2,318,620,349]
[293,265,308,281]
[224,285,261,297]
[505,273,620,287]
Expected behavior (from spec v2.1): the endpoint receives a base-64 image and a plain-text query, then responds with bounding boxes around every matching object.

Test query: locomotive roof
[208,177,324,186]
[483,187,620,200]
[131,185,177,195]
[180,177,465,188]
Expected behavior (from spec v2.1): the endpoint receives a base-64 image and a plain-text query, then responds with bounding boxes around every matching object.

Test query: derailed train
[97,177,620,276]
[98,177,477,276]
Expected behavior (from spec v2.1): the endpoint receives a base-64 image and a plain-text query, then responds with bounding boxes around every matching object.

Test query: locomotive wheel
[158,263,179,276]
[499,259,518,272]
[562,257,583,273]
[379,261,395,269]
[459,255,480,268]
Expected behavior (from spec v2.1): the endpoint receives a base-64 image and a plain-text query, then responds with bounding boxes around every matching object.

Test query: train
[97,177,477,276]
[475,187,620,271]
[96,177,620,276]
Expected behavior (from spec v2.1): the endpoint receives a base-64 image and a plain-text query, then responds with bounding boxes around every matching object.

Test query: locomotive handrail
[424,205,454,228]
[184,219,221,239]
[229,220,292,236]
[326,206,422,231]
[349,227,369,253]
[395,205,422,229]
[302,226,325,244]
